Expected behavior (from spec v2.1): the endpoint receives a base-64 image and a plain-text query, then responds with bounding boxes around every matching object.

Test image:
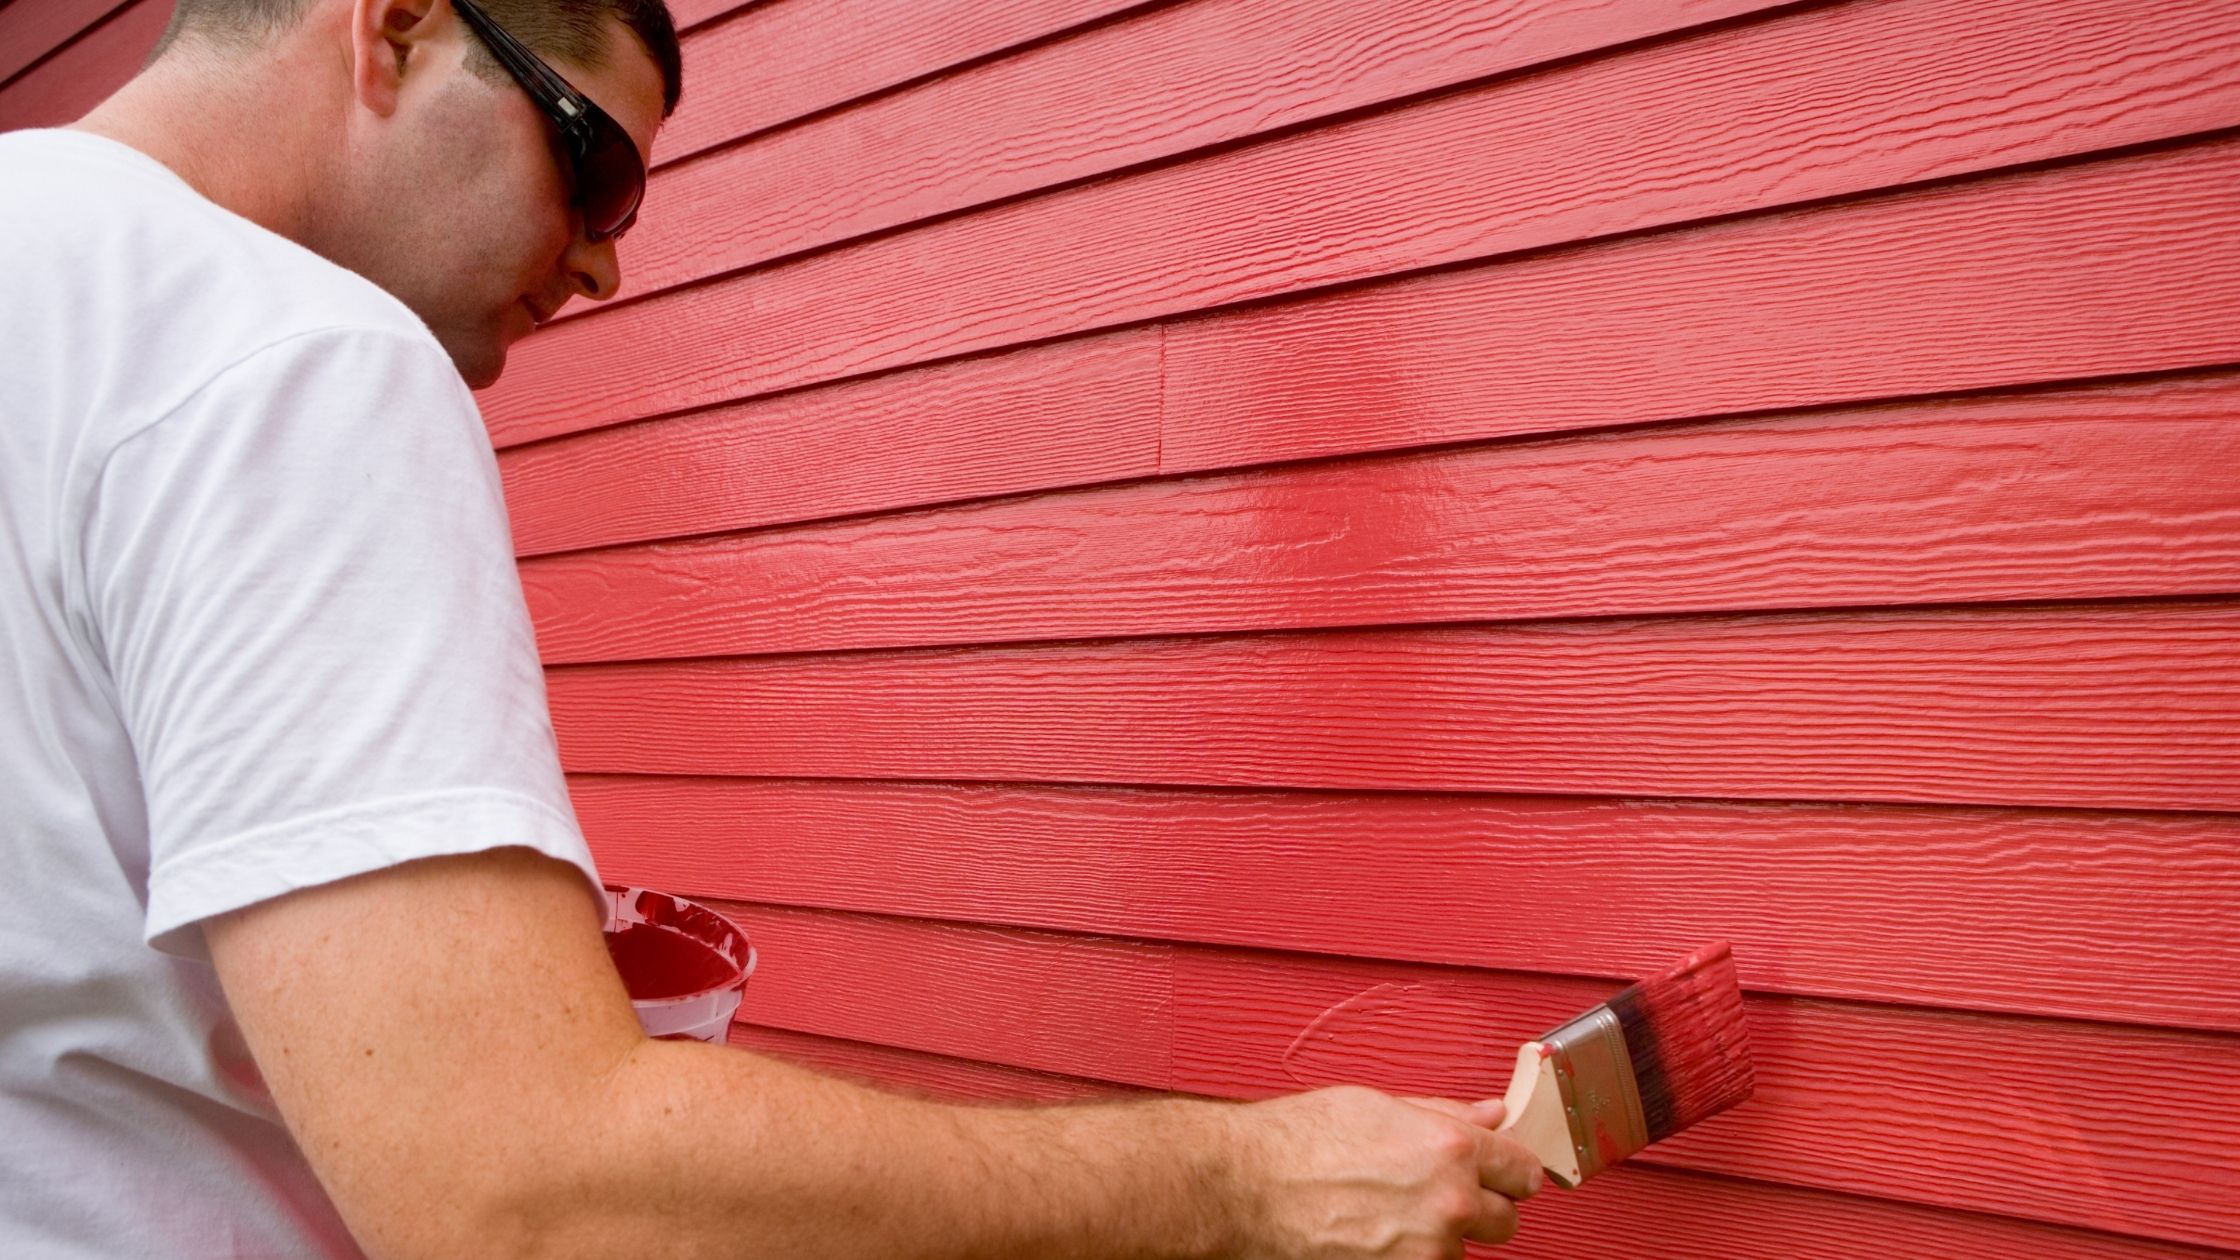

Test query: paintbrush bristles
[1604,940,1755,1143]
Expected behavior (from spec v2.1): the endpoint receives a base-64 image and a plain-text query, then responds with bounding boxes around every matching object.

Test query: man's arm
[206,847,1540,1260]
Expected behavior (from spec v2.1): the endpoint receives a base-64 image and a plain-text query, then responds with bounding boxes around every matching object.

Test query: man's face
[346,10,664,390]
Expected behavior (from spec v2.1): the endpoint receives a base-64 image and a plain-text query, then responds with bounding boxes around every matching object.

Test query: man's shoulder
[4,128,445,371]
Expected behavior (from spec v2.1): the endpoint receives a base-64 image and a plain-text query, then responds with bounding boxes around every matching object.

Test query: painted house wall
[11,1,2240,1255]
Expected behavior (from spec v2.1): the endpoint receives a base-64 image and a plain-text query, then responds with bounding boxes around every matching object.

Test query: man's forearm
[498,1036,1249,1260]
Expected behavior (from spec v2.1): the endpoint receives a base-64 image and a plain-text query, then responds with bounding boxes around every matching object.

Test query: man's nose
[563,229,623,303]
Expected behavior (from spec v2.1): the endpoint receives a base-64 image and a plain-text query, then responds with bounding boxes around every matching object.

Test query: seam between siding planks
[569,773,2240,1033]
[540,600,2240,813]
[714,901,2240,1249]
[498,349,2237,560]
[514,369,2240,657]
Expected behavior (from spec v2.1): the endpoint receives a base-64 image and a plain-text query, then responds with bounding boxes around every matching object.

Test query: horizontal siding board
[0,0,137,87]
[723,1022,2218,1260]
[573,774,2240,1033]
[481,14,2240,443]
[614,0,1801,308]
[1160,138,2240,472]
[656,0,1150,163]
[726,903,1176,1086]
[500,329,1161,557]
[519,371,2240,658]
[1500,1164,2236,1260]
[718,903,2240,1247]
[0,0,164,132]
[544,603,2240,812]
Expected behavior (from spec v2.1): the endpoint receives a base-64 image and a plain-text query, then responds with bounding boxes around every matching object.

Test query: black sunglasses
[450,0,645,242]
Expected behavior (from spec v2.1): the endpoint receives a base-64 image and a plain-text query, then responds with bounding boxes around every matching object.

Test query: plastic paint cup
[600,885,756,1043]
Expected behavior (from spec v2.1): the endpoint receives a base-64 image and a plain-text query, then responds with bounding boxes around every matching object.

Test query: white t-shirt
[0,129,603,1258]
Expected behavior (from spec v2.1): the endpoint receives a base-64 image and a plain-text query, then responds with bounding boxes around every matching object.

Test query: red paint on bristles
[1604,940,1755,1143]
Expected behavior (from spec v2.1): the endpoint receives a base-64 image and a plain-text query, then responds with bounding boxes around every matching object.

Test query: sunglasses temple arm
[453,0,593,129]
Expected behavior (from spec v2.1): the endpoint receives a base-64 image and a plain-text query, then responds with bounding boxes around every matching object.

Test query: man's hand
[1225,1086,1544,1258]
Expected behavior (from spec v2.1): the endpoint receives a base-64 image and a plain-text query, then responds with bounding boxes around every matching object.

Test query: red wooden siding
[17,2,2240,1255]
[654,0,1153,163]
[598,0,2240,318]
[0,0,165,133]
[0,0,138,88]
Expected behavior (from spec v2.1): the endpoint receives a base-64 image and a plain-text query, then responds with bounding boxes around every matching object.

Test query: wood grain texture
[655,0,1149,163]
[722,1019,2231,1259]
[543,602,2240,812]
[714,902,2240,1247]
[1496,1163,2236,1260]
[1160,154,2240,474]
[1505,1165,2240,1255]
[519,370,2240,656]
[573,773,2240,1033]
[616,0,2240,313]
[1160,141,2240,475]
[611,0,1798,309]
[483,115,2240,450]
[0,0,163,132]
[499,328,1160,557]
[0,0,137,87]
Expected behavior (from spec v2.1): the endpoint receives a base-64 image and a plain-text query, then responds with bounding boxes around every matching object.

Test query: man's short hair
[153,0,684,118]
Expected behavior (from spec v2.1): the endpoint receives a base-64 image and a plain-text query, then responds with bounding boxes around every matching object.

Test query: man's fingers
[1464,1187,1523,1246]
[1477,1128,1545,1202]
[1402,1095,1540,1199]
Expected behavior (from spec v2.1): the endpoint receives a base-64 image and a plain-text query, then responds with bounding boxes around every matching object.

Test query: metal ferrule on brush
[1538,1005,1650,1183]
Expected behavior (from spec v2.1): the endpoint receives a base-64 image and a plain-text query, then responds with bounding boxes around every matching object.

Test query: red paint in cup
[600,885,755,1043]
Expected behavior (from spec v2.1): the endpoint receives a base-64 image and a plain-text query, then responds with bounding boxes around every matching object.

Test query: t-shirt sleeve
[82,325,602,962]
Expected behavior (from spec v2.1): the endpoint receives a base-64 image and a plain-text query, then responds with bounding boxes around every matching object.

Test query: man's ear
[350,0,442,117]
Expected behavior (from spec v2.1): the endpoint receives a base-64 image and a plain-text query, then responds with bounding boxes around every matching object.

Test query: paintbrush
[1494,941,1754,1188]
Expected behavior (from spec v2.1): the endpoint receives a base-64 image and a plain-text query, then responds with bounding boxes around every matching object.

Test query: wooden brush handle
[1494,1041,1584,1189]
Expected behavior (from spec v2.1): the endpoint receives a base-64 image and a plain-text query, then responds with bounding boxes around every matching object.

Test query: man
[0,1,1542,1255]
